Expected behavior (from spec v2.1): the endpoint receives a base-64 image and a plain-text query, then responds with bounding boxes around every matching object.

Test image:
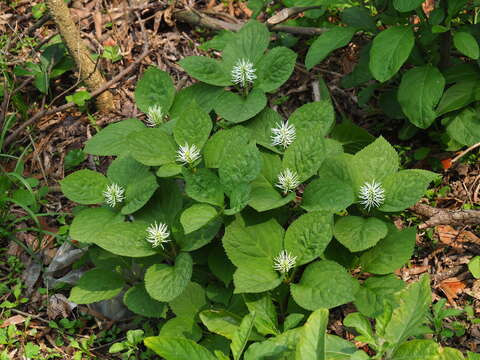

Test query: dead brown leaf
[0,314,26,328]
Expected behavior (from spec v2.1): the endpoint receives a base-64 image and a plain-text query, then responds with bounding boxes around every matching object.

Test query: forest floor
[1,0,480,359]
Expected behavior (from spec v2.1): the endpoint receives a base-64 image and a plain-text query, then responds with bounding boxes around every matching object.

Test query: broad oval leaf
[128,128,177,166]
[94,221,157,257]
[134,66,176,113]
[60,169,109,204]
[69,268,124,304]
[123,284,167,318]
[256,46,297,92]
[453,31,480,60]
[145,336,217,360]
[180,203,218,234]
[305,27,356,70]
[173,99,212,149]
[291,260,360,310]
[214,89,267,124]
[284,212,333,266]
[397,66,445,129]
[70,207,123,243]
[334,216,388,252]
[369,26,414,82]
[179,56,231,86]
[393,0,424,12]
[145,252,193,302]
[184,168,224,207]
[446,107,480,146]
[295,308,329,360]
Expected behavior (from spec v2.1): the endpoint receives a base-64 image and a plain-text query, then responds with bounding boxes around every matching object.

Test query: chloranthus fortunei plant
[59,20,462,360]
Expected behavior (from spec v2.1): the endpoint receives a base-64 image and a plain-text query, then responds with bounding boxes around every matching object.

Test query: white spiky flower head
[145,104,164,127]
[271,121,296,149]
[358,180,385,211]
[231,58,257,88]
[176,143,201,166]
[273,250,297,274]
[276,168,300,194]
[146,222,170,249]
[103,183,125,207]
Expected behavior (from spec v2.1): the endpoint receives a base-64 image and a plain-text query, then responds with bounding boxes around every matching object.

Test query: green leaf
[244,107,282,153]
[244,329,300,360]
[180,204,218,234]
[288,101,335,137]
[397,66,445,129]
[170,82,224,116]
[160,317,202,341]
[380,169,439,212]
[203,126,252,168]
[222,216,283,293]
[70,207,123,243]
[354,274,405,318]
[231,313,256,360]
[325,334,357,360]
[69,268,124,304]
[123,284,167,318]
[453,32,480,60]
[305,27,356,70]
[291,260,359,310]
[446,107,480,146]
[343,313,375,346]
[169,282,207,320]
[283,130,326,182]
[145,336,217,360]
[295,308,329,360]
[256,47,297,92]
[214,89,267,124]
[129,128,177,166]
[208,245,235,286]
[384,275,432,348]
[134,66,176,113]
[84,119,145,156]
[330,121,374,154]
[222,20,270,67]
[244,293,280,336]
[351,136,399,189]
[175,216,222,252]
[359,226,416,274]
[341,7,377,33]
[94,222,157,257]
[157,163,182,178]
[219,142,262,194]
[60,169,109,204]
[393,0,424,12]
[199,310,255,341]
[302,175,355,213]
[145,252,192,302]
[391,340,439,360]
[284,212,333,266]
[184,168,224,207]
[468,256,480,279]
[369,26,414,82]
[248,175,295,212]
[173,99,212,149]
[334,216,388,252]
[436,80,480,116]
[179,56,231,86]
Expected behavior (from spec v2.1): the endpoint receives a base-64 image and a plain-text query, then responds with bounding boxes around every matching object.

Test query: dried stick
[173,8,326,36]
[267,6,324,25]
[411,203,480,229]
[45,0,114,111]
[451,142,480,164]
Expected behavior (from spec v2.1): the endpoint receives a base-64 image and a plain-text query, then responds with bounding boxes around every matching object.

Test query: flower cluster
[359,180,385,211]
[145,104,164,127]
[176,143,201,166]
[273,250,297,274]
[271,121,296,149]
[103,183,125,207]
[231,58,257,88]
[276,168,300,194]
[146,222,170,249]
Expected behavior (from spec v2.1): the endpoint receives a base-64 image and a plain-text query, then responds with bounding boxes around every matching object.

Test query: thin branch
[267,6,324,25]
[410,203,480,229]
[451,142,480,164]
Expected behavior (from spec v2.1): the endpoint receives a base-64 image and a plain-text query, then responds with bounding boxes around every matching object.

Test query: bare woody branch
[411,203,480,229]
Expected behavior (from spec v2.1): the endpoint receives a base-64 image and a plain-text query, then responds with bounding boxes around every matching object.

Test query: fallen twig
[411,203,480,229]
[451,142,480,164]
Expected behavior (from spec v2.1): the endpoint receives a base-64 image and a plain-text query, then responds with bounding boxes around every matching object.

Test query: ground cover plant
[2,0,480,359]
